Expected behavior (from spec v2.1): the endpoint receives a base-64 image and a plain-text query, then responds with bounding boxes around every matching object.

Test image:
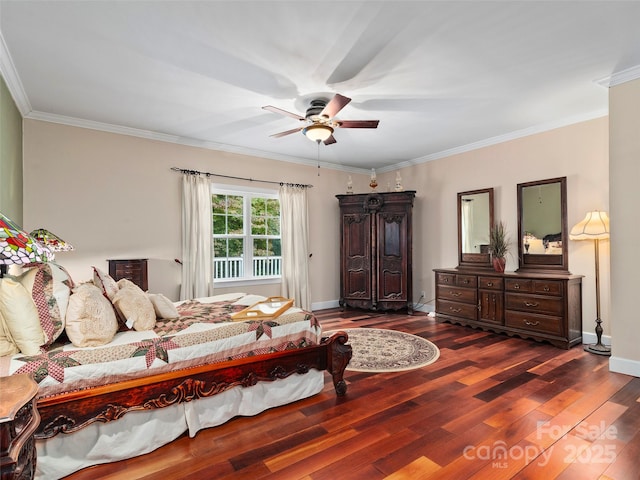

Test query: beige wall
[23,116,611,344]
[22,119,368,306]
[609,78,640,376]
[0,75,23,222]
[383,118,610,336]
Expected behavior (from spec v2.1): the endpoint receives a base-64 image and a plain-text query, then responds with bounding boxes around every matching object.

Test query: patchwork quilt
[0,295,321,398]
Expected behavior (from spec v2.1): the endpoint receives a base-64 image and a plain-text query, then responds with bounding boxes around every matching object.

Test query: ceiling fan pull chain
[317,140,321,176]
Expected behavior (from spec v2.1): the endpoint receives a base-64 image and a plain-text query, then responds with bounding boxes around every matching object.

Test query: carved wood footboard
[35,331,351,440]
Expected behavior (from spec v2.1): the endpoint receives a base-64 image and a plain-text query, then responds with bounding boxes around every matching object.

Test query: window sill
[214,277,281,289]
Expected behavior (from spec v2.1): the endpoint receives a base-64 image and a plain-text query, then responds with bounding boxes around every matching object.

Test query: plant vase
[492,256,506,273]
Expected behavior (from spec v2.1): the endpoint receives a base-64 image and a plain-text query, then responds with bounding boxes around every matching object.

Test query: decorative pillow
[112,279,156,331]
[0,308,20,356]
[65,283,118,347]
[92,267,119,301]
[17,262,73,347]
[147,293,179,320]
[0,277,45,355]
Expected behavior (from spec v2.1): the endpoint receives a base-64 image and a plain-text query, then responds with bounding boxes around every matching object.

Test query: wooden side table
[0,375,39,480]
[108,259,148,291]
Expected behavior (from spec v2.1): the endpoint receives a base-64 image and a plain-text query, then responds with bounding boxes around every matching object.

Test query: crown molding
[595,64,640,88]
[25,110,367,175]
[0,30,31,115]
[387,109,608,171]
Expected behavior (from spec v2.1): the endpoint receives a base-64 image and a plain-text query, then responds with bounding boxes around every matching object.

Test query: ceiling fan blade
[338,120,379,128]
[262,106,305,121]
[324,135,337,145]
[320,94,351,118]
[270,127,304,138]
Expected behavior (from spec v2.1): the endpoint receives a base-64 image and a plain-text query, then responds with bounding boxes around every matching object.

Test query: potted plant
[488,221,510,273]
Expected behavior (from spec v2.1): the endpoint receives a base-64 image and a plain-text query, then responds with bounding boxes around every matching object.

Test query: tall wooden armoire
[336,191,415,312]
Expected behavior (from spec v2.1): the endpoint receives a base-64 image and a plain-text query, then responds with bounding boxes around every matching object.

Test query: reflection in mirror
[458,188,494,269]
[517,177,568,273]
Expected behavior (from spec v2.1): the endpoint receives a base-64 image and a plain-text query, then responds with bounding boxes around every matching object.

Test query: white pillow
[147,293,179,320]
[65,283,118,348]
[0,277,45,355]
[112,279,156,331]
[0,308,20,357]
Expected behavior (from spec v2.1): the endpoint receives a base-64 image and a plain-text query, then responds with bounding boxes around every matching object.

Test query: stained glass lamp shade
[0,213,53,266]
[30,228,74,252]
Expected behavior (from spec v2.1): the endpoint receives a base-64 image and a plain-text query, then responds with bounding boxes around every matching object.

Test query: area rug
[326,328,440,372]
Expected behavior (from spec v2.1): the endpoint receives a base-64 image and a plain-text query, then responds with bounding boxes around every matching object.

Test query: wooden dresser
[0,375,39,480]
[108,259,148,291]
[434,268,583,348]
[336,191,415,312]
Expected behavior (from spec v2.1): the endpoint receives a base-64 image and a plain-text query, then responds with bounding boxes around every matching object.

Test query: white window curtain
[180,173,214,300]
[279,185,310,311]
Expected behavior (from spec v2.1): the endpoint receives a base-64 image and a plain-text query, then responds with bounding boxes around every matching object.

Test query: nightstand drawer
[108,259,148,291]
[505,310,563,336]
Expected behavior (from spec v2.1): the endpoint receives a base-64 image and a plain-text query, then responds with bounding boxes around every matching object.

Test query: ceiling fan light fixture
[303,124,333,143]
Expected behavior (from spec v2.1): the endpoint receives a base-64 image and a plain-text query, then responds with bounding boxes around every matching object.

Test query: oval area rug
[326,328,440,372]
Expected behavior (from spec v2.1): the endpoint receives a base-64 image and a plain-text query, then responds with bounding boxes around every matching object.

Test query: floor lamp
[569,211,611,356]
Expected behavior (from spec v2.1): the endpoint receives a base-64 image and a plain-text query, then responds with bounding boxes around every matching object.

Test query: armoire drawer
[505,310,563,336]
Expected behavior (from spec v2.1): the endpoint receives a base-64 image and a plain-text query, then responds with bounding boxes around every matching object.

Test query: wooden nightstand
[0,375,39,480]
[108,259,148,291]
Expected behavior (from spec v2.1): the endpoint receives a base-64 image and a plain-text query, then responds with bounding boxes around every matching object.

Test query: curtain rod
[171,167,313,188]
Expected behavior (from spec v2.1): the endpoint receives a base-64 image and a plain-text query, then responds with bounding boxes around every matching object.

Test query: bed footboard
[35,331,351,440]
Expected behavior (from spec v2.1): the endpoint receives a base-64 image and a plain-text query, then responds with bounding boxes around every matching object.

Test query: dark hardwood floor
[64,309,639,480]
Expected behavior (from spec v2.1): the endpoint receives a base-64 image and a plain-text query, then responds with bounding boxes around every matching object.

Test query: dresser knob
[524,301,539,307]
[487,282,493,287]
[450,291,461,297]
[514,284,520,289]
[524,319,540,326]
[543,286,550,292]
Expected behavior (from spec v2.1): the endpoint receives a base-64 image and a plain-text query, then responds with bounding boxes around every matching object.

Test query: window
[211,184,281,283]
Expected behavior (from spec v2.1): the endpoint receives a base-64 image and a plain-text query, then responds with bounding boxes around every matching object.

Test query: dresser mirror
[457,188,494,269]
[517,176,569,273]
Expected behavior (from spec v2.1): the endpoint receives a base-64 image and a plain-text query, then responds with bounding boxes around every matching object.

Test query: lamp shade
[569,211,610,240]
[0,213,52,265]
[303,124,333,142]
[30,228,74,252]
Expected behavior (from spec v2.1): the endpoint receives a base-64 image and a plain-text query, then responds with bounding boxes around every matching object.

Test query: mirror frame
[517,176,569,273]
[457,187,494,270]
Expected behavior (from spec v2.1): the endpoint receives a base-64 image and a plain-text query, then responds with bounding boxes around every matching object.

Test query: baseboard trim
[311,299,340,311]
[609,356,640,378]
[581,331,611,346]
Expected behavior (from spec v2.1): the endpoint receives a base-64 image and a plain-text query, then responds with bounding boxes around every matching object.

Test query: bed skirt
[35,370,324,479]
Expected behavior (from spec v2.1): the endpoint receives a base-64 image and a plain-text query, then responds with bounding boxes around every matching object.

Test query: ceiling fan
[262,93,379,145]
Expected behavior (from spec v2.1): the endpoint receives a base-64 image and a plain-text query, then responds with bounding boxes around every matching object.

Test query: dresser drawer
[505,310,563,336]
[456,274,477,288]
[533,280,563,296]
[437,299,478,321]
[436,285,477,304]
[505,278,533,292]
[505,293,563,316]
[479,276,503,290]
[437,273,456,286]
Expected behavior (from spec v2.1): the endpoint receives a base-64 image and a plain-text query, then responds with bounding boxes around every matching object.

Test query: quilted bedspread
[0,295,321,398]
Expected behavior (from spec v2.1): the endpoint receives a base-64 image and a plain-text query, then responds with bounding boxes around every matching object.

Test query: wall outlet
[420,291,425,298]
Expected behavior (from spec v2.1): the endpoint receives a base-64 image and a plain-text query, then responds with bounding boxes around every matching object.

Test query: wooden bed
[0,265,352,479]
[35,330,351,440]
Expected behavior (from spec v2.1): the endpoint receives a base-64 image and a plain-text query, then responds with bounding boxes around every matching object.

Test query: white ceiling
[2,1,640,172]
